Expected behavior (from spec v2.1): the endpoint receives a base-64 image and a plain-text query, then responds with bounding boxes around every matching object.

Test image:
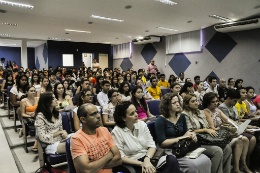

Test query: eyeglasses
[85,94,94,97]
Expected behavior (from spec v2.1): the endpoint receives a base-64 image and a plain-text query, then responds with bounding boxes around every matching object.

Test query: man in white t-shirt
[92,59,100,72]
[205,76,219,97]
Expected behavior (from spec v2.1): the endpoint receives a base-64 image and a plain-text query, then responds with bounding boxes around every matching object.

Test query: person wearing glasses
[73,88,103,131]
[71,103,122,173]
[102,90,119,129]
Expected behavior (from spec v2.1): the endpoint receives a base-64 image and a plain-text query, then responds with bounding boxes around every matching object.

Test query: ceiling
[0,0,260,46]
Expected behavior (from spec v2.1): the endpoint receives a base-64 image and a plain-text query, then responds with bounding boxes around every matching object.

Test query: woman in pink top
[131,86,154,122]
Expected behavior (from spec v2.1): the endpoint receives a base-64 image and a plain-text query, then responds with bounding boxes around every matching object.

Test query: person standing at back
[147,60,158,75]
[92,59,100,72]
[179,72,185,86]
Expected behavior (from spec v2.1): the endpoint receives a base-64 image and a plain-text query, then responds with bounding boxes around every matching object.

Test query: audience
[193,76,200,91]
[1,73,15,93]
[168,74,175,86]
[54,82,73,111]
[180,82,193,99]
[73,79,91,105]
[118,82,132,102]
[37,76,52,97]
[228,78,235,90]
[194,81,205,107]
[234,79,243,89]
[245,86,260,115]
[62,80,73,98]
[92,75,104,95]
[178,72,185,86]
[97,80,110,107]
[30,73,41,92]
[136,79,153,100]
[205,76,218,96]
[158,74,170,88]
[112,101,180,173]
[147,77,161,99]
[155,93,211,173]
[218,78,228,103]
[71,103,121,173]
[110,76,119,91]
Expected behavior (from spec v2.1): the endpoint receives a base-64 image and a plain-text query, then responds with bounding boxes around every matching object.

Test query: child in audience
[203,92,254,173]
[20,86,38,151]
[54,82,73,111]
[180,82,194,99]
[158,74,170,88]
[147,77,161,100]
[182,93,232,173]
[112,101,181,173]
[97,80,110,107]
[131,86,154,122]
[194,81,205,107]
[102,89,118,129]
[92,75,104,95]
[118,82,132,102]
[37,76,52,97]
[30,73,41,92]
[155,93,211,173]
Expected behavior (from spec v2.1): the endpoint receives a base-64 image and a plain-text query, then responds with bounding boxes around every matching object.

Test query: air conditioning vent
[214,18,260,33]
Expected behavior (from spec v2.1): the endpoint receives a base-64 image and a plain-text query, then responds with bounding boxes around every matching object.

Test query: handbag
[220,122,237,134]
[171,140,201,158]
[150,149,165,167]
[196,129,229,148]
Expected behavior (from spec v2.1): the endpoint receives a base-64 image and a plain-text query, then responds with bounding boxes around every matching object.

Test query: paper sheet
[236,120,251,135]
[64,105,77,111]
[247,129,260,131]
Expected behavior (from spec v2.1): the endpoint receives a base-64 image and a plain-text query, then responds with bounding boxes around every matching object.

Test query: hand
[247,125,259,129]
[142,118,148,122]
[250,117,259,121]
[142,159,156,173]
[191,133,197,142]
[60,130,68,139]
[206,129,218,137]
[245,129,254,134]
[229,132,239,138]
[183,130,193,138]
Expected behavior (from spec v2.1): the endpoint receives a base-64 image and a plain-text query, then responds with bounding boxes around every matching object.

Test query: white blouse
[102,102,115,122]
[119,93,131,101]
[111,121,156,160]
[10,86,26,98]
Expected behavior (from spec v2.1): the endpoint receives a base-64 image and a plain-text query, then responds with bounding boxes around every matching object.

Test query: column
[21,39,28,69]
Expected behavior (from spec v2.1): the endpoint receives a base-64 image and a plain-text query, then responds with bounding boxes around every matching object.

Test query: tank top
[204,108,222,129]
[25,98,39,112]
[4,81,14,89]
[245,99,257,114]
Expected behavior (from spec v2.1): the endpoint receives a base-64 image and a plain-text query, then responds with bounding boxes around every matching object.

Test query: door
[99,54,108,70]
[82,53,93,68]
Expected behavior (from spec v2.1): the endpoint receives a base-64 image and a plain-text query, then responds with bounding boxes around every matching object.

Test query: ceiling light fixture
[91,15,124,22]
[0,33,10,36]
[48,37,71,41]
[2,22,18,26]
[123,35,143,39]
[64,29,91,33]
[157,26,178,31]
[0,1,34,9]
[155,0,177,5]
[103,42,111,44]
[209,15,233,22]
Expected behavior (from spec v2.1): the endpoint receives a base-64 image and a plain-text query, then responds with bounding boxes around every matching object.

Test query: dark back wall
[0,46,35,70]
[47,40,113,70]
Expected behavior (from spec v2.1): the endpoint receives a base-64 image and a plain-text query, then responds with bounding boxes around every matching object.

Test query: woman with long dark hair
[131,86,154,122]
[35,92,67,155]
[1,73,15,93]
[234,79,243,89]
[5,60,13,73]
[118,82,132,102]
[168,75,175,86]
[92,75,104,95]
[30,73,41,92]
[53,82,73,111]
[62,80,73,97]
[180,82,194,99]
[37,76,52,97]
[111,76,119,91]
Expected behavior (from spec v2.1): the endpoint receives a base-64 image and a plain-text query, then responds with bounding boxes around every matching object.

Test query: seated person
[97,81,110,107]
[205,76,218,97]
[63,80,73,98]
[30,73,41,92]
[20,85,39,152]
[102,90,118,129]
[245,86,260,115]
[64,72,76,89]
[49,72,59,89]
[158,74,170,88]
[73,79,90,106]
[73,88,102,131]
[218,78,228,104]
[145,73,155,88]
[131,86,154,122]
[194,81,205,107]
[170,83,183,105]
[54,82,73,111]
[203,92,254,173]
[181,93,232,173]
[136,79,153,100]
[1,72,15,94]
[35,92,67,155]
[147,77,161,100]
[155,93,211,173]
[180,82,194,99]
[71,103,121,173]
[118,82,132,102]
[37,76,52,97]
[234,79,243,89]
[92,76,104,95]
[253,94,260,110]
[112,101,181,173]
[110,77,119,91]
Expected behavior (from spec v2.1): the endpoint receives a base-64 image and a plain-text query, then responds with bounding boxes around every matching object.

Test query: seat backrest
[66,139,76,173]
[147,121,157,142]
[70,111,75,132]
[60,112,71,134]
[147,100,161,116]
[7,86,12,97]
[161,88,170,96]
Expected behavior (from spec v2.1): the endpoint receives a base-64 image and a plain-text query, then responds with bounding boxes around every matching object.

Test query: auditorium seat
[161,88,170,96]
[147,100,161,116]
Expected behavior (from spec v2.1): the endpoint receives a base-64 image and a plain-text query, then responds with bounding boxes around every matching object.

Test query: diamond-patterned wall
[205,32,237,63]
[168,53,191,76]
[120,58,133,72]
[141,43,157,64]
[204,71,220,83]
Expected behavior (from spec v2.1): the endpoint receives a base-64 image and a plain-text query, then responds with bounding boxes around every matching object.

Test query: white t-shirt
[92,63,100,71]
[10,86,26,98]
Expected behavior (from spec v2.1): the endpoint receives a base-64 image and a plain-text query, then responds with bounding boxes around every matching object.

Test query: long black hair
[96,75,104,94]
[16,74,29,93]
[234,79,243,88]
[35,92,59,123]
[119,82,131,96]
[168,75,175,85]
[54,82,66,99]
[111,76,119,88]
[41,76,52,91]
[31,73,40,85]
[180,82,193,95]
[131,86,147,113]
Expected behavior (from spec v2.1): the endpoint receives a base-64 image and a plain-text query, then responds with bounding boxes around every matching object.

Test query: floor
[0,107,68,173]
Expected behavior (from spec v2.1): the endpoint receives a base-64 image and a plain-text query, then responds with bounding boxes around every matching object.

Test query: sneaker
[0,103,4,107]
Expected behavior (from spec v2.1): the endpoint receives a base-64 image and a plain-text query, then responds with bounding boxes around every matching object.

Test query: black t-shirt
[218,87,228,100]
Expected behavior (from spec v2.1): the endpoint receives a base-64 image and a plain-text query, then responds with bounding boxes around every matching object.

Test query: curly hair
[202,92,218,109]
[183,93,197,112]
[160,93,181,118]
[113,101,132,128]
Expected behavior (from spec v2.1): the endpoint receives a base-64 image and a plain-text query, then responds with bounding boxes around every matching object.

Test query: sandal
[32,148,38,153]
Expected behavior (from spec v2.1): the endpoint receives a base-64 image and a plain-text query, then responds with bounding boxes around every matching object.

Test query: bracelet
[145,155,151,159]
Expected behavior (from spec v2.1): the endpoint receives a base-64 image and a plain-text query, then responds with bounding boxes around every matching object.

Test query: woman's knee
[241,136,249,144]
[235,139,243,147]
[250,136,256,144]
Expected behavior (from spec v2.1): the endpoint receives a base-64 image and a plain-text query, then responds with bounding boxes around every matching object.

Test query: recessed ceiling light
[91,15,124,22]
[156,26,178,31]
[64,29,91,33]
[0,1,34,9]
[209,15,232,22]
[155,0,177,5]
[0,33,10,36]
[48,37,71,41]
[2,22,18,26]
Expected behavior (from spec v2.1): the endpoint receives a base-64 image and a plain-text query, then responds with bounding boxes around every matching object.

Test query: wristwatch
[145,155,151,159]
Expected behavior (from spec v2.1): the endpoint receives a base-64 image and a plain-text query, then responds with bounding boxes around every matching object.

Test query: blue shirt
[155,115,187,145]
